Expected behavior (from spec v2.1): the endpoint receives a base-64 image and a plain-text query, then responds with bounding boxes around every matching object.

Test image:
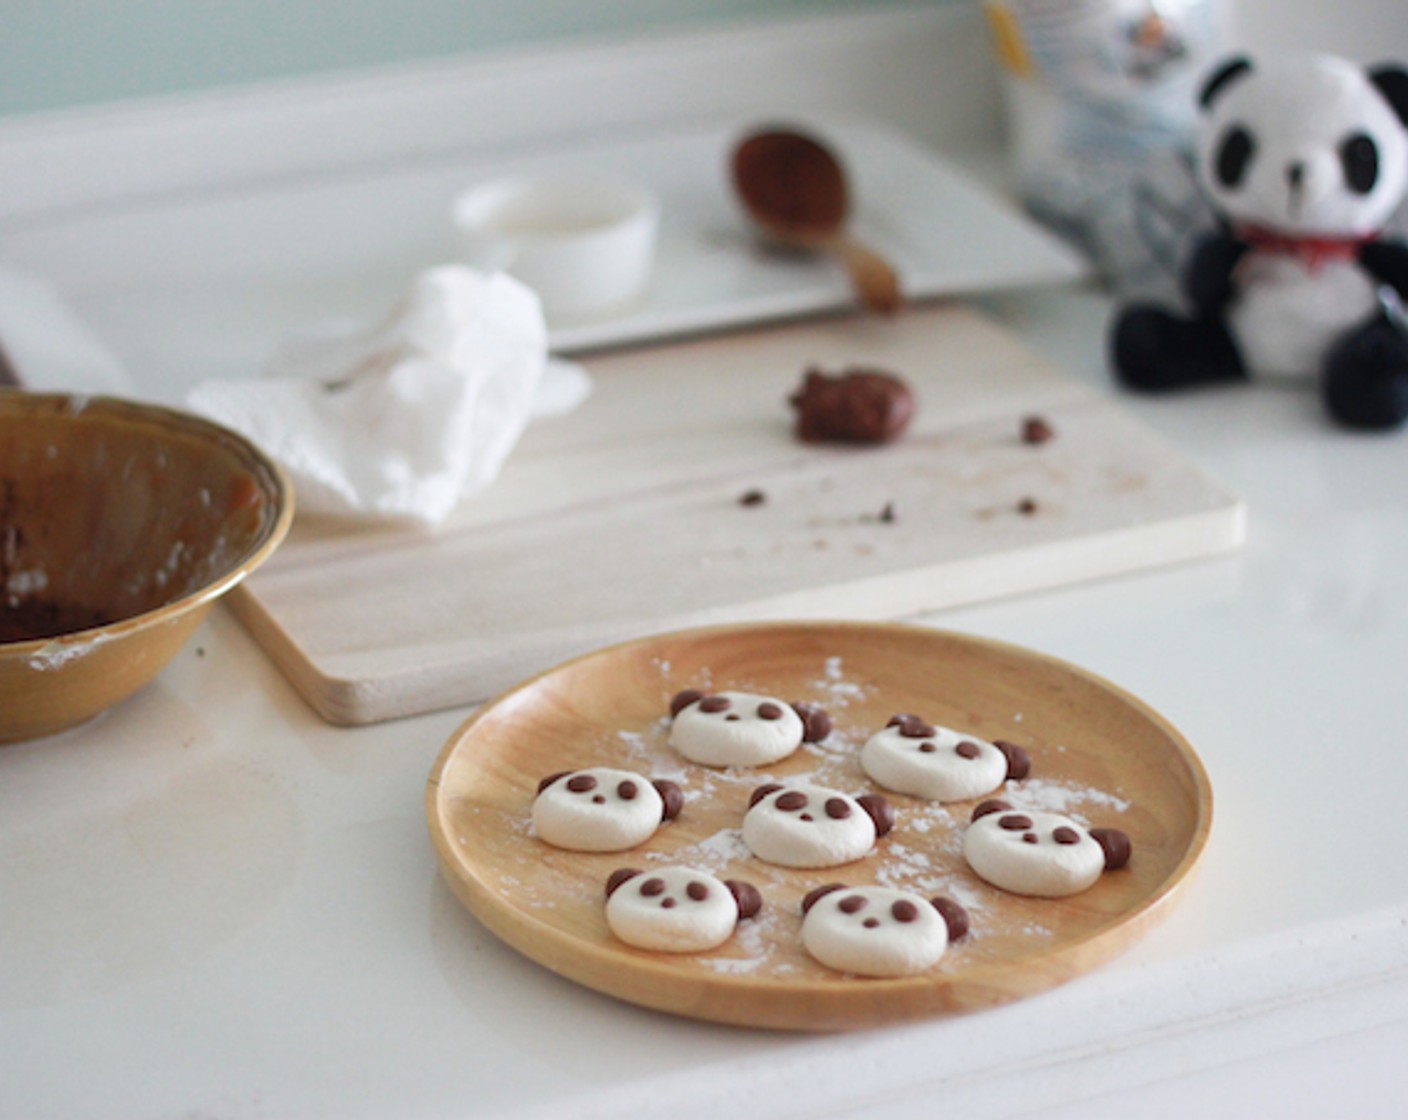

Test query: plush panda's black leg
[1110,305,1246,391]
[1321,315,1408,431]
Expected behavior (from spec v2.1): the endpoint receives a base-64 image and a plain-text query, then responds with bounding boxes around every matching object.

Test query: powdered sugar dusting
[650,828,752,871]
[1014,777,1131,825]
[701,903,797,974]
[811,655,871,709]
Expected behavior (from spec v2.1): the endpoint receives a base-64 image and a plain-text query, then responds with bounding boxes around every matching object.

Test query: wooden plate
[426,621,1212,1031]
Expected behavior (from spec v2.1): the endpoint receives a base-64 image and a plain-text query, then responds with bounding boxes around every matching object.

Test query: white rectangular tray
[0,117,1086,403]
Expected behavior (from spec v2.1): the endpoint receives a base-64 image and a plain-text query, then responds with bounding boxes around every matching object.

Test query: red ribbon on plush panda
[1235,223,1381,273]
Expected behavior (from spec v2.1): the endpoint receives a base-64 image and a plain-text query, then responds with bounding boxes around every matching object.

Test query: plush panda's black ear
[1199,55,1253,111]
[1368,64,1408,128]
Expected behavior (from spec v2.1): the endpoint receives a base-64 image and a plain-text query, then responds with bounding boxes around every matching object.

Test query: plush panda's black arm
[1359,239,1408,299]
[1183,229,1249,317]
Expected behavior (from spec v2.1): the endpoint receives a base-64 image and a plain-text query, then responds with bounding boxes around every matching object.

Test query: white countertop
[4,282,1408,1119]
[3,7,1408,1117]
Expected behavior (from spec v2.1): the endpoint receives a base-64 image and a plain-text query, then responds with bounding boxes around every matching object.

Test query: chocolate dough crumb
[738,488,767,507]
[1021,415,1056,445]
[859,501,898,524]
[788,366,915,445]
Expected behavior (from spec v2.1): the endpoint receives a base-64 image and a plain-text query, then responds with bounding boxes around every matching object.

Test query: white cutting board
[228,304,1244,725]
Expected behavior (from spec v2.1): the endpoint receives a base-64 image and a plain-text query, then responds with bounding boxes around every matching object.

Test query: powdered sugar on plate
[1012,777,1131,824]
[649,827,752,872]
[812,655,872,708]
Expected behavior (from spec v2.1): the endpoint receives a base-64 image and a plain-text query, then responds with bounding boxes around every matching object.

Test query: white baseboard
[0,3,1002,226]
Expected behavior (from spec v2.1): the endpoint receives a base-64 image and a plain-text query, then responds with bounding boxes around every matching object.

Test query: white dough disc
[605,866,743,952]
[860,721,1008,801]
[669,691,804,768]
[801,885,952,977]
[963,807,1106,897]
[741,783,886,869]
[532,767,667,852]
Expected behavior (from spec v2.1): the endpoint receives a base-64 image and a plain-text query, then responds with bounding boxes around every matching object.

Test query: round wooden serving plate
[427,621,1212,1031]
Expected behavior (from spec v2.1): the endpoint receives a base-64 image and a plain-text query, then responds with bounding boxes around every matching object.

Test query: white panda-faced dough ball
[668,689,830,768]
[604,866,763,953]
[963,799,1132,898]
[532,767,684,852]
[860,712,1031,802]
[800,883,970,977]
[741,781,895,869]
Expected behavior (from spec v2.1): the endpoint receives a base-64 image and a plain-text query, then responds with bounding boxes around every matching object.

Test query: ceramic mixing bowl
[0,392,293,743]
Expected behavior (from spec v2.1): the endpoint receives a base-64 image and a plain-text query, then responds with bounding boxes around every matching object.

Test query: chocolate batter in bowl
[0,392,293,743]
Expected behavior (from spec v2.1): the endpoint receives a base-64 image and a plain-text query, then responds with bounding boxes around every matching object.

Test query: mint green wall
[1,1,935,118]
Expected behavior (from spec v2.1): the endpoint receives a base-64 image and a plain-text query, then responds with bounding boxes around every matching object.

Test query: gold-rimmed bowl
[0,392,293,743]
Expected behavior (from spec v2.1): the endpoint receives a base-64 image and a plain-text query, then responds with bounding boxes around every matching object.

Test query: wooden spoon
[731,127,901,314]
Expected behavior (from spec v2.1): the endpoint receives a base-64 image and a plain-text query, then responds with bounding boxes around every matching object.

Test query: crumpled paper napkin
[188,266,589,527]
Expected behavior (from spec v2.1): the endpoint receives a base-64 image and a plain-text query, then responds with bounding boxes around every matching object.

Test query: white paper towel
[188,266,589,527]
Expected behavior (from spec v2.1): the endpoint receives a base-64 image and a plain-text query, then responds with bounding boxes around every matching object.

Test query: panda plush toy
[1111,53,1408,429]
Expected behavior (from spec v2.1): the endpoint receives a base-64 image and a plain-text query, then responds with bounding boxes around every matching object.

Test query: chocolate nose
[1286,161,1305,189]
